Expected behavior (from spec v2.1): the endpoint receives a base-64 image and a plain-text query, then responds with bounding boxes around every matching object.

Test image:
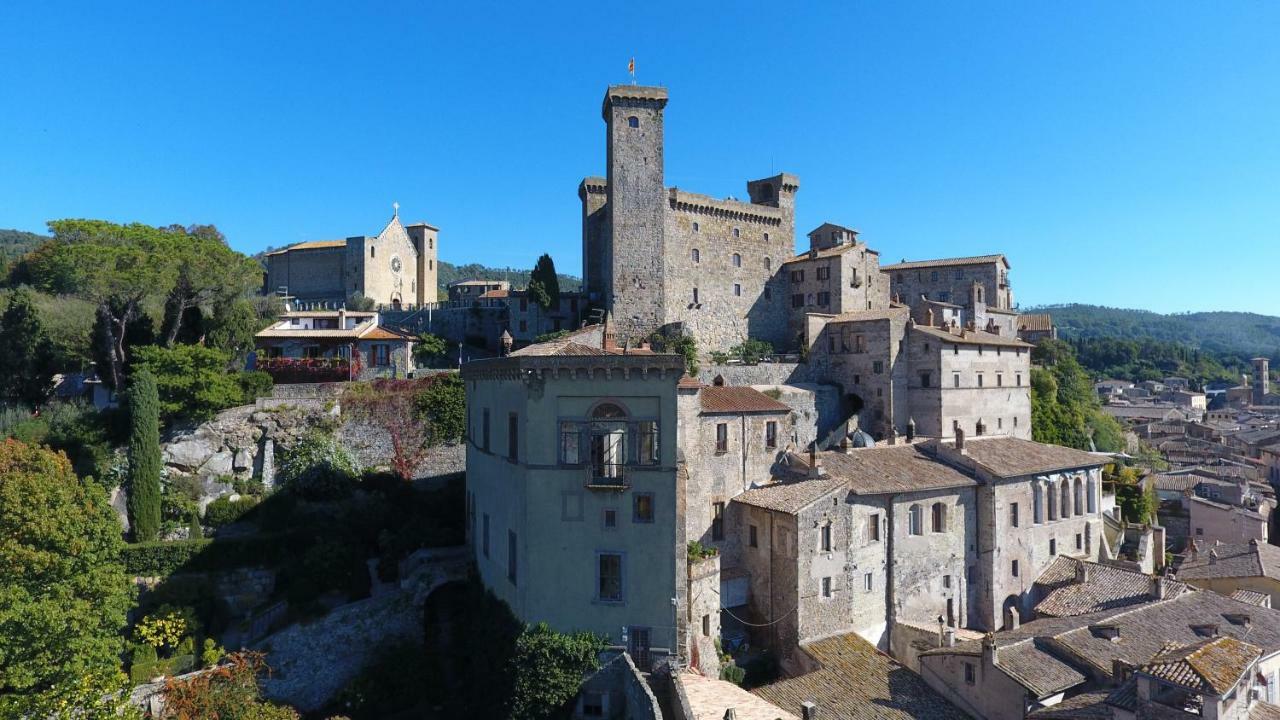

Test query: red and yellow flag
[628,57,635,74]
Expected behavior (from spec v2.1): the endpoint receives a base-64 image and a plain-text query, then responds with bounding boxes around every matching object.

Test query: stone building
[263,207,438,308]
[782,224,890,343]
[580,85,797,350]
[461,326,687,668]
[882,254,1015,321]
[252,309,415,382]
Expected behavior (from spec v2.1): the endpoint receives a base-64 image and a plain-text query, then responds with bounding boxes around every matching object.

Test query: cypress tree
[126,369,162,542]
[528,254,560,310]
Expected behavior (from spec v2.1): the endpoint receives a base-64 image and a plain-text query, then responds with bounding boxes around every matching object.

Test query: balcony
[585,461,628,491]
[257,357,358,384]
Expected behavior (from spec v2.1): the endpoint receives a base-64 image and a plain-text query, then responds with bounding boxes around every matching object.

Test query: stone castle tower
[582,85,798,349]
[603,85,669,340]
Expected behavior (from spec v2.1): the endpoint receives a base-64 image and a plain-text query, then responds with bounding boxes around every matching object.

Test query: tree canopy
[1030,339,1127,453]
[0,288,55,406]
[0,439,133,717]
[23,220,261,389]
[527,254,561,311]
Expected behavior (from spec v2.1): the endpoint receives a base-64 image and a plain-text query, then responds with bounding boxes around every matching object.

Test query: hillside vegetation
[1031,303,1280,359]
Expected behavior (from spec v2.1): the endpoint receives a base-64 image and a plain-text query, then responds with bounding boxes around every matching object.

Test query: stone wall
[687,555,721,677]
[573,651,662,720]
[257,589,422,712]
[265,246,348,302]
[697,362,818,387]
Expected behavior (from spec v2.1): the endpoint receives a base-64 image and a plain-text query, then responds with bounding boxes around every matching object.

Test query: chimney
[944,627,956,647]
[926,307,935,327]
[840,436,853,455]
[1149,576,1165,600]
[1209,549,1219,564]
[1112,659,1133,682]
[1075,562,1090,583]
[955,427,967,454]
[338,307,347,328]
[808,445,825,478]
[981,632,997,665]
[801,701,819,720]
[906,417,916,442]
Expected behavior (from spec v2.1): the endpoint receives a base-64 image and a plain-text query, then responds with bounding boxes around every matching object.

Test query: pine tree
[0,288,55,406]
[126,368,162,542]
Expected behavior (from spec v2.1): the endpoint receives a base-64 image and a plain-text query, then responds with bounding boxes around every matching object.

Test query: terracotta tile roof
[811,445,977,496]
[700,386,792,414]
[359,326,414,341]
[265,239,347,255]
[751,632,968,720]
[733,473,848,514]
[996,639,1087,699]
[1151,473,1202,492]
[508,325,606,357]
[678,672,798,720]
[1252,702,1280,720]
[1019,313,1055,332]
[959,436,1108,477]
[911,324,1032,348]
[1176,541,1280,581]
[1026,690,1114,718]
[1032,558,1188,618]
[1229,589,1270,606]
[826,305,909,323]
[1189,495,1267,521]
[677,374,704,389]
[781,242,869,265]
[478,289,509,299]
[882,254,1008,271]
[256,320,376,340]
[1141,635,1260,695]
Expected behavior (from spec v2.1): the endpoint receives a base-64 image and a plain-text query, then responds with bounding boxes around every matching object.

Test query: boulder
[233,448,254,472]
[199,450,235,479]
[164,435,220,471]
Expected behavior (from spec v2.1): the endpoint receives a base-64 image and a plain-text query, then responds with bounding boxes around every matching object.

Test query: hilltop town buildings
[453,83,1280,720]
[263,208,438,309]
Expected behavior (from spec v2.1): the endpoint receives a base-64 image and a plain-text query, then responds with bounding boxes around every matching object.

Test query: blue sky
[2,2,1277,313]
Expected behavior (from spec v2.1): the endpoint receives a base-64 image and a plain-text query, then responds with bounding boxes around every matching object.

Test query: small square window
[964,662,975,685]
[943,574,951,589]
[822,577,832,597]
[603,508,617,529]
[633,493,654,524]
[1012,559,1019,577]
[863,572,873,591]
[734,283,742,297]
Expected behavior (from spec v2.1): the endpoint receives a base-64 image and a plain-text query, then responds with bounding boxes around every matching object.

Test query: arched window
[1061,481,1072,519]
[1074,477,1084,516]
[693,222,700,233]
[908,504,923,536]
[692,248,700,263]
[1033,482,1044,524]
[428,238,433,249]
[733,228,740,238]
[590,403,628,484]
[931,502,947,533]
[764,256,772,270]
[1087,476,1097,513]
[732,253,741,268]
[627,116,639,129]
[764,233,770,242]
[1047,482,1057,521]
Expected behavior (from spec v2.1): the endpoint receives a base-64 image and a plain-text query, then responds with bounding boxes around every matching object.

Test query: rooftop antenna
[392,201,399,219]
[628,57,636,85]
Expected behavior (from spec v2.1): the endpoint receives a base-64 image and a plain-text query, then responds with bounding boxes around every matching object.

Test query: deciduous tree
[0,439,134,717]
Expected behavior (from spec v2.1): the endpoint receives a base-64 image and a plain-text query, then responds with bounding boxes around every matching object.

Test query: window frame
[633,492,655,524]
[596,551,625,603]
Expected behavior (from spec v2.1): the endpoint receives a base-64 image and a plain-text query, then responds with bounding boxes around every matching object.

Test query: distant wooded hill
[1030,304,1280,360]
[0,229,47,265]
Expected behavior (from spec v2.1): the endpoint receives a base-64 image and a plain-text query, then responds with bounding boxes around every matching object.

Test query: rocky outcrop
[160,405,334,510]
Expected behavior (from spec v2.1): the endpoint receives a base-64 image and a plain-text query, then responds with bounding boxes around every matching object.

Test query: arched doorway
[1002,595,1022,630]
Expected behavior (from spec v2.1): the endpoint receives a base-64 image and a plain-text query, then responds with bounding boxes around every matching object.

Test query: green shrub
[236,370,274,404]
[720,662,746,685]
[123,533,300,577]
[203,494,260,528]
[414,373,465,445]
[278,431,356,500]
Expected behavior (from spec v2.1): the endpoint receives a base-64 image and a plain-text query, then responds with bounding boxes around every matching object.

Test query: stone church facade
[263,208,438,308]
